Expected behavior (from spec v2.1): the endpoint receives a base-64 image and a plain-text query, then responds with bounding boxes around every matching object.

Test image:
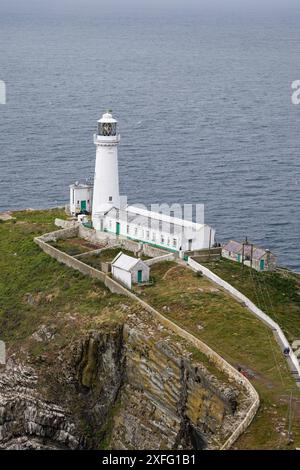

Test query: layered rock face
[110,311,243,450]
[0,363,81,449]
[0,309,248,450]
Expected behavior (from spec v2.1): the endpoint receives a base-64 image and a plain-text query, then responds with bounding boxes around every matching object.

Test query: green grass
[83,248,150,269]
[136,261,300,450]
[201,258,300,344]
[0,209,128,350]
[49,238,101,256]
[2,211,300,449]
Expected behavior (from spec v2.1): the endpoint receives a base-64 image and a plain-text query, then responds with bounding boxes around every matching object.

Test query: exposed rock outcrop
[110,311,247,450]
[0,362,81,449]
[0,308,250,450]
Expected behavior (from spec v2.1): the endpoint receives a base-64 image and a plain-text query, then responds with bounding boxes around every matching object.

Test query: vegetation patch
[0,209,128,355]
[83,248,150,269]
[136,261,300,449]
[201,258,300,344]
[49,237,102,256]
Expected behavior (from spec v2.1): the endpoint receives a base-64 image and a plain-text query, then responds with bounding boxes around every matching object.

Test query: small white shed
[70,182,93,216]
[111,252,150,289]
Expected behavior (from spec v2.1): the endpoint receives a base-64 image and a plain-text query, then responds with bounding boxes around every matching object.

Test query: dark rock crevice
[0,311,247,450]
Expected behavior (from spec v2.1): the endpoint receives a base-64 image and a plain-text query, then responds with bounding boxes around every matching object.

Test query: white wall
[112,266,132,289]
[188,257,300,378]
[131,260,150,283]
[181,225,215,251]
[103,216,214,253]
[70,186,92,215]
[92,136,120,221]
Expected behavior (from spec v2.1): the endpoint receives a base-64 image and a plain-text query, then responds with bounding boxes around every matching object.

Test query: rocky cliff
[0,305,250,450]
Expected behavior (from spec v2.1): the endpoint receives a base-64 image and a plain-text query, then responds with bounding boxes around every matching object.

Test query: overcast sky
[1,0,300,16]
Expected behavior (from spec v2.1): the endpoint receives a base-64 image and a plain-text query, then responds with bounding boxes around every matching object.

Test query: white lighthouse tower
[92,111,120,230]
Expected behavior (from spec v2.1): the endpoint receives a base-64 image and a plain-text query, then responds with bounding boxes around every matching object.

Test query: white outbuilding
[69,182,93,216]
[104,205,215,253]
[111,251,150,289]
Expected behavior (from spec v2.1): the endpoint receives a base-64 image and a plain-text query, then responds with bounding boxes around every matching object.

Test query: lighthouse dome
[97,111,118,136]
[98,111,117,124]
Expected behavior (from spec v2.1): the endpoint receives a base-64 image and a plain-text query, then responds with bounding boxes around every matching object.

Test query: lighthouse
[70,111,215,253]
[92,111,120,230]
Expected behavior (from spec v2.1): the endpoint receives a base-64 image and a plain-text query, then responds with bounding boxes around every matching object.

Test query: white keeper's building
[70,111,215,253]
[111,251,150,289]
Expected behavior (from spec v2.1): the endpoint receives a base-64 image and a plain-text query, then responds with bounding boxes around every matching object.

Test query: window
[109,196,112,202]
[98,122,117,136]
[173,239,177,247]
[167,238,170,246]
[146,231,149,239]
[134,227,137,235]
[72,190,75,204]
[152,232,156,242]
[127,225,129,234]
[161,235,164,244]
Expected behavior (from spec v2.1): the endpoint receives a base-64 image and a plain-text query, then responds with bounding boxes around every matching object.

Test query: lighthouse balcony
[94,134,120,145]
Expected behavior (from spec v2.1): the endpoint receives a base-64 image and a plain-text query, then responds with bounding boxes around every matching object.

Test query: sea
[0,5,300,270]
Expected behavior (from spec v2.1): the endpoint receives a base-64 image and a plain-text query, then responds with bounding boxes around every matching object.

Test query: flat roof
[70,183,93,189]
[106,205,212,232]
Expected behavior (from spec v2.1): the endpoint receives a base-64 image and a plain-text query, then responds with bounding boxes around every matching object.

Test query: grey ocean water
[0,7,300,270]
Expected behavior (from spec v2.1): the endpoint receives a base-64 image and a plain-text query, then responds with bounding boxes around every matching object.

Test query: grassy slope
[200,258,300,344]
[1,211,300,449]
[136,261,300,449]
[0,209,128,358]
[0,209,234,448]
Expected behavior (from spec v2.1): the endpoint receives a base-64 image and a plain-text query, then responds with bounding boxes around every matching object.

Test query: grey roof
[70,182,93,189]
[106,206,209,232]
[223,240,243,254]
[223,240,273,260]
[112,251,141,271]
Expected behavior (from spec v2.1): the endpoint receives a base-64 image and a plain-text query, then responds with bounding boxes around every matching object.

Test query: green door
[260,259,265,271]
[116,222,120,235]
[80,200,86,211]
[137,270,143,283]
[237,254,241,263]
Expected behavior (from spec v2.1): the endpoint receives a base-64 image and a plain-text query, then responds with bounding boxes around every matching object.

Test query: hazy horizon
[1,0,300,18]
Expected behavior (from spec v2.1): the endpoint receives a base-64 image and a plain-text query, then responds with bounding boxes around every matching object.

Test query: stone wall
[142,243,169,258]
[34,236,106,283]
[144,253,176,266]
[118,238,141,254]
[188,257,300,379]
[54,219,171,260]
[35,229,260,449]
[74,246,120,260]
[188,247,222,262]
[78,225,116,245]
[39,226,79,243]
[54,219,79,230]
